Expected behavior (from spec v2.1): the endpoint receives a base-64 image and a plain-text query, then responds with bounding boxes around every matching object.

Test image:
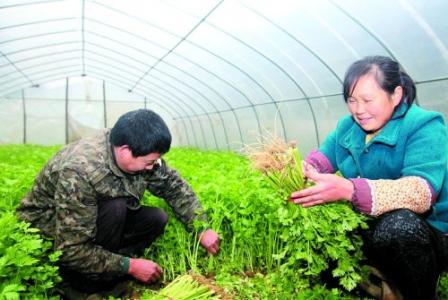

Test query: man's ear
[116,145,132,159]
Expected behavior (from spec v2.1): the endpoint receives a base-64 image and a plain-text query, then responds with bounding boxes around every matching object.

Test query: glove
[128,258,162,284]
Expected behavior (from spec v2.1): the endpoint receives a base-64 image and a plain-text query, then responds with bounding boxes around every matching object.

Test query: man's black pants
[60,197,168,293]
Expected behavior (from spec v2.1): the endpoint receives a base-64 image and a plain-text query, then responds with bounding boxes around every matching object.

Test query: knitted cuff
[305,150,334,174]
[349,178,372,215]
[121,257,130,273]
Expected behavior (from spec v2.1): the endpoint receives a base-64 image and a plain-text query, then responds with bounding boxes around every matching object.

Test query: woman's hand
[301,160,317,176]
[290,167,354,207]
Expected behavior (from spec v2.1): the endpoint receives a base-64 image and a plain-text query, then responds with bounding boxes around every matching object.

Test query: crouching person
[17,109,219,297]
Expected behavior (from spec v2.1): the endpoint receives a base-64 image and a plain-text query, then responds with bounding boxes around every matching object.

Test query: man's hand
[289,167,354,207]
[199,229,220,255]
[128,258,162,284]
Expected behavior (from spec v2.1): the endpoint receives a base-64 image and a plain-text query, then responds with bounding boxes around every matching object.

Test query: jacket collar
[340,102,410,149]
[105,130,127,178]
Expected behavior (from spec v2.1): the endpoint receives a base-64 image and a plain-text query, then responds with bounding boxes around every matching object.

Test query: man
[17,109,220,296]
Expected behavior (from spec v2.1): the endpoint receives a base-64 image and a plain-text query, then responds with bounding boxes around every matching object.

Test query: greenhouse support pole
[144,96,147,109]
[103,80,107,128]
[65,77,69,144]
[21,89,26,144]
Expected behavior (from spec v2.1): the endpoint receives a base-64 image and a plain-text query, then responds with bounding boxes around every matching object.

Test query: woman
[290,56,448,299]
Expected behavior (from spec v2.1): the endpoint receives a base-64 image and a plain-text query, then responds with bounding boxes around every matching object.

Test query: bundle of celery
[246,137,309,196]
[141,274,223,300]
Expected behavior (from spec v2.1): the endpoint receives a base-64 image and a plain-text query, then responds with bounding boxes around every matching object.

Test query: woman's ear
[392,86,404,106]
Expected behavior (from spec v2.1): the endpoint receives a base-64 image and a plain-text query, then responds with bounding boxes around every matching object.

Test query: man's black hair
[110,109,172,156]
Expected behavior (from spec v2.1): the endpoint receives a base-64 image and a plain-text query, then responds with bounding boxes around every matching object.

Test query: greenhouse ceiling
[0,0,447,152]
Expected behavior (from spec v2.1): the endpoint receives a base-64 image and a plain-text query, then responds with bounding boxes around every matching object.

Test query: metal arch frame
[329,1,396,60]
[204,21,319,144]
[87,68,200,148]
[87,1,252,111]
[85,30,237,148]
[0,30,237,148]
[124,71,210,149]
[142,98,194,147]
[0,60,79,85]
[145,70,229,149]
[132,89,198,149]
[1,0,438,148]
[1,14,257,149]
[0,0,64,10]
[0,39,216,149]
[329,1,422,106]
[415,77,448,84]
[173,45,268,142]
[179,41,268,143]
[162,1,314,143]
[0,17,76,31]
[81,0,86,75]
[102,80,107,127]
[0,33,78,87]
[83,47,217,149]
[14,72,186,146]
[21,89,26,143]
[75,72,180,125]
[241,3,343,85]
[133,95,195,149]
[129,79,206,148]
[0,50,35,86]
[85,68,199,147]
[0,56,81,80]
[0,41,79,95]
[238,5,347,147]
[65,77,69,144]
[1,70,81,96]
[139,80,209,149]
[84,21,244,146]
[139,75,220,149]
[2,40,79,57]
[88,2,264,142]
[85,24,240,147]
[13,70,191,147]
[0,4,319,148]
[179,92,344,117]
[0,49,81,67]
[6,71,179,129]
[0,29,77,45]
[3,30,262,148]
[84,49,220,150]
[129,0,225,91]
[0,65,81,93]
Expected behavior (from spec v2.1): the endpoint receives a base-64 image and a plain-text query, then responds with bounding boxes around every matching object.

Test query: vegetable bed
[1,144,448,299]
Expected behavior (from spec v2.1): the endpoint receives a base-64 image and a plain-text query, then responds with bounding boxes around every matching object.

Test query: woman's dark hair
[110,109,172,157]
[343,56,416,105]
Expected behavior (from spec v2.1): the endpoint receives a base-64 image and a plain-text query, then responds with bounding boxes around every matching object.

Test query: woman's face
[347,73,402,133]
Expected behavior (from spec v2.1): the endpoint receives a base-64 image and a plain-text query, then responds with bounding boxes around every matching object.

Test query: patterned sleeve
[54,169,126,275]
[353,112,448,216]
[350,176,434,216]
[146,159,208,231]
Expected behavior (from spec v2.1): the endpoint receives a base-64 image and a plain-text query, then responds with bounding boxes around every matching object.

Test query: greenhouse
[1,0,448,299]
